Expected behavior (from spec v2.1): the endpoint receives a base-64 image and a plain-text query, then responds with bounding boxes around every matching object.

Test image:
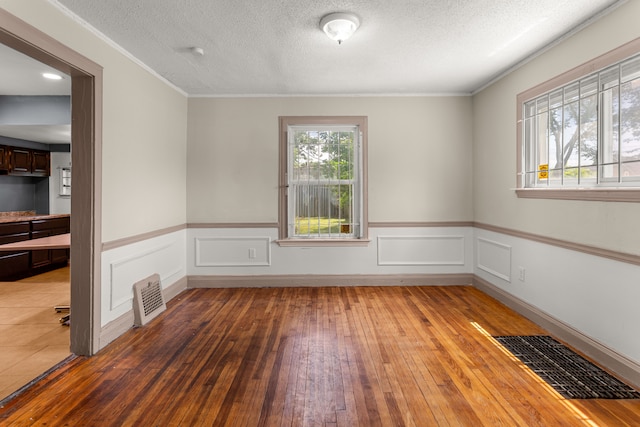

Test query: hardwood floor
[0,285,638,426]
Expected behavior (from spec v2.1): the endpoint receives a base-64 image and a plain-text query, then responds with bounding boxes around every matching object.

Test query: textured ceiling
[50,0,623,96]
[0,0,627,97]
[0,0,625,144]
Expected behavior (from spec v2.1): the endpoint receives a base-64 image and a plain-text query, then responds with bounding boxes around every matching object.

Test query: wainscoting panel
[476,237,512,281]
[377,235,465,266]
[101,229,187,327]
[109,243,176,311]
[187,226,473,276]
[473,227,640,389]
[195,236,271,267]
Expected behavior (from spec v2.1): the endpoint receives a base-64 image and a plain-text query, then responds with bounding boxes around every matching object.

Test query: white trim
[187,92,472,98]
[99,310,133,350]
[476,237,512,282]
[162,276,188,303]
[188,273,474,288]
[194,236,272,267]
[109,243,174,310]
[98,276,187,351]
[475,221,640,266]
[474,275,640,389]
[377,235,466,266]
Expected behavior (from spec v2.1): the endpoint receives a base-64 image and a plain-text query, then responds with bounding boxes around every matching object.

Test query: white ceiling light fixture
[320,12,360,45]
[42,72,63,80]
[191,46,205,56]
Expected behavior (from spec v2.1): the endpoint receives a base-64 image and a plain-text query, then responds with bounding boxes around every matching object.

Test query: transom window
[517,38,640,202]
[278,116,368,245]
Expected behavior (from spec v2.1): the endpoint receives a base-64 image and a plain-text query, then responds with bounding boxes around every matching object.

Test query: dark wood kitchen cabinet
[9,147,31,174]
[31,150,51,176]
[30,217,70,271]
[0,145,8,171]
[0,221,31,280]
[5,146,50,176]
[0,216,70,281]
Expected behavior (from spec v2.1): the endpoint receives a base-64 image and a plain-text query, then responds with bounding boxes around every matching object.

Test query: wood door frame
[0,9,102,355]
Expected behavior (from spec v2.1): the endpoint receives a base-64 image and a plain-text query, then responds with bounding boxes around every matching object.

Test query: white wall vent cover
[133,273,166,326]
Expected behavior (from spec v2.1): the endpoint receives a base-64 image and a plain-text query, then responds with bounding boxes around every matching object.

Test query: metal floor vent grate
[133,273,166,326]
[494,335,640,399]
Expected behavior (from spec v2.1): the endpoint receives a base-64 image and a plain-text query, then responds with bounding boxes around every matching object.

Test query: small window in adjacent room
[60,167,71,196]
[516,38,640,202]
[278,116,369,246]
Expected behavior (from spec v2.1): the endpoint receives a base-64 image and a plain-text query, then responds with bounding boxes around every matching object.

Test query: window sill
[516,188,640,203]
[276,238,371,247]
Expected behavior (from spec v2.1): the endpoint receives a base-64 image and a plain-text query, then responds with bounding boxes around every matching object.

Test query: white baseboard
[98,275,188,351]
[188,273,475,288]
[163,276,188,301]
[99,310,134,351]
[473,275,640,389]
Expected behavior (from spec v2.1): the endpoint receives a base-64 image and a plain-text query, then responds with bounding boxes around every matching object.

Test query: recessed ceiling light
[42,72,63,80]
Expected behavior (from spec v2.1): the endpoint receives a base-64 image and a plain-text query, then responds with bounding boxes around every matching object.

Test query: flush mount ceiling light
[190,46,205,56]
[320,12,360,45]
[42,72,63,80]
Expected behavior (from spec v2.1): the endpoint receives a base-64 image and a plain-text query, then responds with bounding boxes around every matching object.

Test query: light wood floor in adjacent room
[0,266,70,401]
[1,285,639,426]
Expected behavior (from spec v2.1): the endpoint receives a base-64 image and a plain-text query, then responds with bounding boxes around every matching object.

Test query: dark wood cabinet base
[0,215,70,281]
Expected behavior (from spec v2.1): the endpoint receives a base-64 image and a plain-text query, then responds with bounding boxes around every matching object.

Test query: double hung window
[278,116,368,245]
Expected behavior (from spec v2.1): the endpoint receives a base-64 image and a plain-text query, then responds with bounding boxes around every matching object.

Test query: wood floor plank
[1,285,639,426]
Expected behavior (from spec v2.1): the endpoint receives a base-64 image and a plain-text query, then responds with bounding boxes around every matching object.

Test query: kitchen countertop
[0,212,70,224]
[0,233,70,250]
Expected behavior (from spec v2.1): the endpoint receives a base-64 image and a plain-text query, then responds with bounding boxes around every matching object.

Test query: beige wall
[187,96,473,223]
[472,0,640,255]
[0,0,188,242]
[7,0,636,253]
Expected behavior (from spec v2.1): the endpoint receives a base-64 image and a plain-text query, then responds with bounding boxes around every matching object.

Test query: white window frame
[516,37,640,202]
[278,116,369,246]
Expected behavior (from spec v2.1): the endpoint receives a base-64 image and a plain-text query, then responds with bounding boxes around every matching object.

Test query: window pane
[580,166,597,185]
[621,161,640,181]
[600,163,619,182]
[600,65,619,91]
[600,88,620,169]
[563,101,580,167]
[580,94,598,167]
[536,95,548,114]
[621,55,640,83]
[323,131,354,180]
[524,171,537,187]
[620,80,640,163]
[290,126,357,238]
[524,116,537,173]
[563,167,579,186]
[581,75,598,98]
[293,184,353,236]
[550,89,563,108]
[549,107,563,169]
[564,81,579,102]
[548,168,563,186]
[537,111,549,167]
[524,100,536,118]
[536,170,549,186]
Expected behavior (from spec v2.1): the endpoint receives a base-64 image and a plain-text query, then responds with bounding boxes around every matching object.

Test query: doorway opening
[0,9,102,360]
